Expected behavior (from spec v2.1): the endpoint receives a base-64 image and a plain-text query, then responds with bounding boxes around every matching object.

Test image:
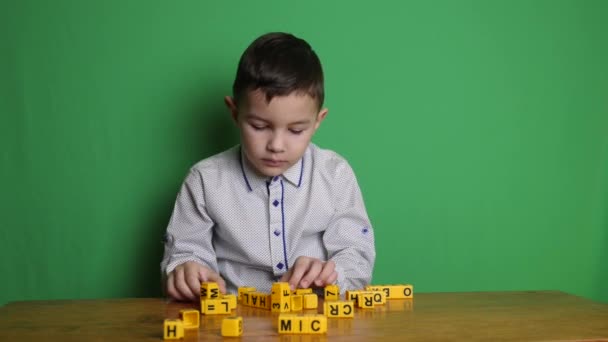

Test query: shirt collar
[239,146,306,192]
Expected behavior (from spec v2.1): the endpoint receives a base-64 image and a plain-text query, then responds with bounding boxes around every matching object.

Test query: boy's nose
[267,132,285,153]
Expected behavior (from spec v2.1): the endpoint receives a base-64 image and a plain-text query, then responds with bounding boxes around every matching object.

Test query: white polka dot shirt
[160,143,375,294]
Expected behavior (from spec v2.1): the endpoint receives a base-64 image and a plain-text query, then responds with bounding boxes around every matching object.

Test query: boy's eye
[289,128,304,135]
[250,123,266,130]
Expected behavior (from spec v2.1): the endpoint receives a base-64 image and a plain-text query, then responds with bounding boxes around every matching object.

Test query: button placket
[268,177,285,275]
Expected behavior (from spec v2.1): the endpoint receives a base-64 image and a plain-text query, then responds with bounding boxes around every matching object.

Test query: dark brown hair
[232,32,324,109]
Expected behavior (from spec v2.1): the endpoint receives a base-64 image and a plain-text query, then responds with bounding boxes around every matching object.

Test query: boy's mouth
[262,159,286,167]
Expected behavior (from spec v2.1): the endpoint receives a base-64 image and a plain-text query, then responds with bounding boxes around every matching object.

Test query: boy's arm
[161,169,218,280]
[323,160,376,291]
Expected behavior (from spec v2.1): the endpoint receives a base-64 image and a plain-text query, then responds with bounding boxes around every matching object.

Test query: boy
[161,32,375,301]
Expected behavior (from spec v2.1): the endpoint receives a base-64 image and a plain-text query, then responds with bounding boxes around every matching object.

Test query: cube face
[358,292,375,309]
[324,285,340,301]
[291,295,303,311]
[221,316,243,337]
[163,319,184,339]
[223,294,237,310]
[309,314,327,334]
[324,301,354,318]
[238,286,256,302]
[201,299,231,315]
[179,309,200,329]
[303,294,318,309]
[200,282,220,300]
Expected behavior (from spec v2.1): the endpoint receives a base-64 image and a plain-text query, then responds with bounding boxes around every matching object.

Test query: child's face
[225,90,327,177]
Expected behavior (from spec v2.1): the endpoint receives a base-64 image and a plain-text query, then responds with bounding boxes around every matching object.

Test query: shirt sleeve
[323,159,376,292]
[160,168,218,276]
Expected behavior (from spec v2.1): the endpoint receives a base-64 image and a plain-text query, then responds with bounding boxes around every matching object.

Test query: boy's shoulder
[189,145,240,174]
[308,143,356,178]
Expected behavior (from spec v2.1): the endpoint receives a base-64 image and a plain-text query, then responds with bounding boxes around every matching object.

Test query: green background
[1,1,607,306]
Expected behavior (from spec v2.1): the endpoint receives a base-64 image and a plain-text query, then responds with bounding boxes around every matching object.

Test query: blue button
[273,199,280,207]
[274,230,281,236]
[273,176,279,182]
[277,262,284,270]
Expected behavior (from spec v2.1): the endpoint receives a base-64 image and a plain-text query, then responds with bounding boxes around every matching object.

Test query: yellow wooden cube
[357,292,374,309]
[223,294,237,310]
[309,314,327,333]
[201,298,231,315]
[324,301,354,318]
[324,285,340,301]
[221,316,243,337]
[345,290,361,304]
[371,290,386,305]
[303,293,318,309]
[271,282,291,313]
[238,286,256,302]
[179,309,200,329]
[163,319,184,340]
[200,282,220,300]
[291,295,303,311]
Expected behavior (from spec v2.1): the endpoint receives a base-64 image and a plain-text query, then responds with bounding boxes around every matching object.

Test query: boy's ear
[224,96,238,123]
[314,108,329,130]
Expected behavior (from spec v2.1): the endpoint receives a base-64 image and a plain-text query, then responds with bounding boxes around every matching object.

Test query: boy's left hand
[279,256,338,290]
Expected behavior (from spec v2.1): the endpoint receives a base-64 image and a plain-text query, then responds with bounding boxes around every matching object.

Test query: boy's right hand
[166,261,226,301]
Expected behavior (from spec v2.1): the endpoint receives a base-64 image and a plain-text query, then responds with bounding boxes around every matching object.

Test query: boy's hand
[166,261,226,301]
[279,256,338,290]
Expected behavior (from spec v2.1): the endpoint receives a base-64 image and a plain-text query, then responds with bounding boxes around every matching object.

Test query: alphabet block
[221,316,243,337]
[238,286,256,302]
[365,284,414,299]
[201,298,231,315]
[291,294,303,311]
[271,282,291,313]
[200,282,220,300]
[179,309,200,329]
[345,290,361,304]
[303,293,318,309]
[357,292,375,309]
[223,294,237,310]
[324,285,340,301]
[163,319,184,340]
[324,301,354,318]
[278,314,327,334]
[371,290,386,305]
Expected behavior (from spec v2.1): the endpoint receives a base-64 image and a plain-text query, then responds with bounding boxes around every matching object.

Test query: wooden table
[1,291,607,341]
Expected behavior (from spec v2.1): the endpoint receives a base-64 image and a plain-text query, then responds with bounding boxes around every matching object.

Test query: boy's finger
[315,261,336,286]
[279,270,292,282]
[288,257,312,290]
[175,267,196,301]
[166,273,184,301]
[185,271,201,300]
[299,260,323,288]
[206,271,227,294]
